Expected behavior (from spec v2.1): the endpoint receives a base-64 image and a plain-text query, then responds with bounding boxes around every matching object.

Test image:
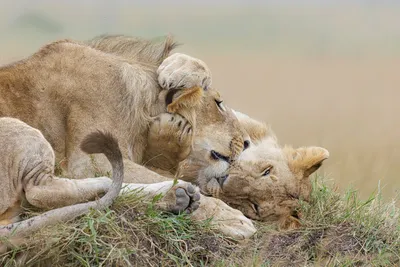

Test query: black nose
[243,140,250,150]
[210,150,230,163]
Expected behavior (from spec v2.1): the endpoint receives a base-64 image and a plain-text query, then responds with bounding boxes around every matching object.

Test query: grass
[1,176,399,266]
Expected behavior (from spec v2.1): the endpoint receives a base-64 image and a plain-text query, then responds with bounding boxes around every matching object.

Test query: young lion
[220,111,329,229]
[0,35,245,186]
[0,35,256,240]
[145,111,329,229]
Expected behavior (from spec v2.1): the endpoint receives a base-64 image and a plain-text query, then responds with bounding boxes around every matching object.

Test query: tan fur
[233,110,271,144]
[215,115,329,229]
[0,35,254,240]
[146,110,329,229]
[0,118,123,248]
[145,99,246,191]
[0,35,244,184]
[86,34,178,66]
[0,118,206,251]
[167,87,204,113]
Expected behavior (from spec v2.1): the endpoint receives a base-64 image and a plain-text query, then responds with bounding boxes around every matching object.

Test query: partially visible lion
[0,35,255,240]
[145,110,329,229]
[0,35,244,183]
[219,111,329,229]
[0,117,202,252]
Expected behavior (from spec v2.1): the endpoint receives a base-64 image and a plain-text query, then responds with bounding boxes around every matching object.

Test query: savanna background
[1,0,399,202]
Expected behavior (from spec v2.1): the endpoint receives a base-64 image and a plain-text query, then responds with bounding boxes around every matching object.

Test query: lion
[0,117,202,252]
[219,111,329,229]
[83,35,329,232]
[145,110,329,230]
[0,35,255,239]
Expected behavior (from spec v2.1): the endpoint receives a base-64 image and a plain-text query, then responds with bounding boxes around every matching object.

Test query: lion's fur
[146,109,329,229]
[0,118,123,244]
[0,35,256,242]
[0,38,162,175]
[0,35,244,184]
[219,113,329,229]
[86,34,179,66]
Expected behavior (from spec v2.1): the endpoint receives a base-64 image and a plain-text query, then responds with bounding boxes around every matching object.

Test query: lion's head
[173,88,247,181]
[86,34,248,187]
[207,111,329,229]
[146,86,249,189]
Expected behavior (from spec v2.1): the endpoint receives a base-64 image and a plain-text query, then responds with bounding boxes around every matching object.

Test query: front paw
[157,53,212,90]
[162,181,201,214]
[191,196,257,240]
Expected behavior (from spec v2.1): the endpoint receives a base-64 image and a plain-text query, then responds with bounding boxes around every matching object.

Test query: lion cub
[145,110,329,229]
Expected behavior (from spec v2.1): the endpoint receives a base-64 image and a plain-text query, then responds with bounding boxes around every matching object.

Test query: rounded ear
[166,86,204,128]
[166,86,203,114]
[284,146,329,178]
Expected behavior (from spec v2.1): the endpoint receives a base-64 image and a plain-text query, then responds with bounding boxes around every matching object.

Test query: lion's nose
[210,150,230,163]
[243,140,250,150]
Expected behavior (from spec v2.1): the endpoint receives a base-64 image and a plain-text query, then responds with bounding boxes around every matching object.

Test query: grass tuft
[1,176,399,266]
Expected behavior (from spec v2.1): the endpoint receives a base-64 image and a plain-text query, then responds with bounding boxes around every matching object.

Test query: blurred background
[1,0,399,201]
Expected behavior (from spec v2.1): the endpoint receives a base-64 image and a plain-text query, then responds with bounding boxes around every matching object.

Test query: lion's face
[191,111,329,229]
[175,88,248,191]
[217,135,329,229]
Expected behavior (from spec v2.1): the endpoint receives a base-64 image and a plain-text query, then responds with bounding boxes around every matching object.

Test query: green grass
[1,177,399,266]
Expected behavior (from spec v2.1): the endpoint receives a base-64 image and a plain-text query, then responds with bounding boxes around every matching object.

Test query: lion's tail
[0,131,124,238]
[80,131,124,207]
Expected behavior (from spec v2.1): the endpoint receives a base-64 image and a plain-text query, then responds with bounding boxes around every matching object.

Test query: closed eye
[262,167,272,176]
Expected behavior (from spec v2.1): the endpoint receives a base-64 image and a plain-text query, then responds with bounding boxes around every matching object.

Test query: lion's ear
[166,86,203,128]
[285,146,329,178]
[167,86,203,114]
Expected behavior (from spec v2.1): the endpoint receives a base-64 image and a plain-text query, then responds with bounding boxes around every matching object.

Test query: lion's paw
[145,113,193,170]
[157,53,212,90]
[163,182,201,214]
[152,113,193,144]
[191,196,256,240]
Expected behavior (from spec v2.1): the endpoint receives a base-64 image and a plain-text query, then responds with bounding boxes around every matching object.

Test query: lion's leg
[144,113,193,172]
[64,107,124,179]
[65,119,175,184]
[64,110,98,178]
[120,181,256,239]
[157,53,212,90]
[121,180,200,214]
[191,195,257,240]
[24,175,112,210]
